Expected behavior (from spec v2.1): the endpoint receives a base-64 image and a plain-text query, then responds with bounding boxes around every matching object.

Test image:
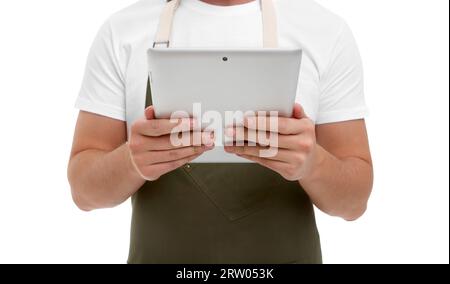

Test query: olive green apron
[128,0,322,264]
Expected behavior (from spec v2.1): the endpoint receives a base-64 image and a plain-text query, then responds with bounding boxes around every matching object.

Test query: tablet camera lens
[222,57,228,62]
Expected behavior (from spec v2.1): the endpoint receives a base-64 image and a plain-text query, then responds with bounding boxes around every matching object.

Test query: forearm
[68,143,145,211]
[300,145,373,221]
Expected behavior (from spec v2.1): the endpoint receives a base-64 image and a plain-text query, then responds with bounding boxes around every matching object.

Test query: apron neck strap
[153,0,278,48]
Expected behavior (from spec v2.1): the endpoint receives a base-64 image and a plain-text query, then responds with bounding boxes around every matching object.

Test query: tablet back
[147,48,302,163]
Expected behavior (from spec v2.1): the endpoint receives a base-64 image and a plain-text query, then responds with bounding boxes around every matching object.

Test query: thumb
[144,105,155,120]
[292,103,308,119]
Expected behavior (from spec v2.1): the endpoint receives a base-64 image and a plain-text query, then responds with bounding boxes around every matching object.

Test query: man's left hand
[224,103,322,181]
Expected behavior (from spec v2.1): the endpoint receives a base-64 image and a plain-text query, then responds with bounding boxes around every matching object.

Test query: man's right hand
[128,106,214,181]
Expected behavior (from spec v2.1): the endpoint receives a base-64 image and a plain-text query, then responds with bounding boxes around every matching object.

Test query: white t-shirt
[76,0,368,131]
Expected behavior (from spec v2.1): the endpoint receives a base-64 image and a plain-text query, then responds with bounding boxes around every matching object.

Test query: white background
[0,0,448,264]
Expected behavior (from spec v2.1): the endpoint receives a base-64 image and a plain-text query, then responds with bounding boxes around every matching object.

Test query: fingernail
[225,127,235,137]
[178,118,191,130]
[202,145,211,151]
[204,134,214,146]
[246,117,256,128]
[224,146,233,153]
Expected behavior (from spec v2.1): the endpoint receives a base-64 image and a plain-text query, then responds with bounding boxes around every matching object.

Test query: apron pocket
[183,163,284,221]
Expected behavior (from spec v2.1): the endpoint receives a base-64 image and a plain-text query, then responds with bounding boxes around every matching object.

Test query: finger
[144,105,155,120]
[133,117,194,137]
[225,127,274,146]
[244,104,311,134]
[244,116,307,135]
[133,131,215,151]
[142,152,203,180]
[236,154,290,175]
[134,145,213,165]
[227,127,311,150]
[225,145,297,163]
[292,103,308,119]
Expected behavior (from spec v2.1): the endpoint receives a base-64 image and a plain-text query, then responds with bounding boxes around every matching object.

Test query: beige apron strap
[153,0,278,48]
[261,0,278,48]
[153,0,182,47]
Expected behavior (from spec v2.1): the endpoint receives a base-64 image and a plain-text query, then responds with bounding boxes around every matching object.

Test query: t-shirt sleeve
[316,21,368,124]
[75,19,126,121]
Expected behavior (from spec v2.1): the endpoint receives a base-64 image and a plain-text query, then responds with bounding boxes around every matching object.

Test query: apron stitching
[185,165,276,222]
[179,167,238,221]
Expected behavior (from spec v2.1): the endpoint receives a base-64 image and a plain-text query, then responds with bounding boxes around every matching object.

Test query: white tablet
[147,48,302,163]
